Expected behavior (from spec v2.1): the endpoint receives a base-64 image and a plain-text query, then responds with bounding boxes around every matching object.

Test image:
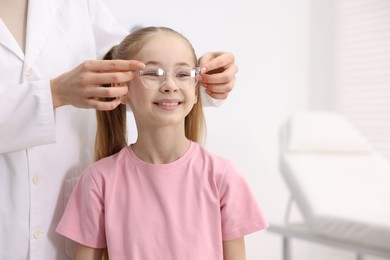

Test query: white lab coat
[0,0,127,259]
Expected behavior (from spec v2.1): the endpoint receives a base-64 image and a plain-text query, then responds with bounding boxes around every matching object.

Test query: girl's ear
[194,86,199,104]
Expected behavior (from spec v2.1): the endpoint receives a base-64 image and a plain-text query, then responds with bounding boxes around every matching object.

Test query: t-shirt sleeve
[56,167,107,248]
[218,162,269,241]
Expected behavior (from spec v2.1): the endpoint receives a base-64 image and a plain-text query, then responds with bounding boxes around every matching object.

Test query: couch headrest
[284,111,373,153]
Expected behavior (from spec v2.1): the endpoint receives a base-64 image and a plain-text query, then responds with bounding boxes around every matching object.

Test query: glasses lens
[139,67,165,89]
[174,67,200,89]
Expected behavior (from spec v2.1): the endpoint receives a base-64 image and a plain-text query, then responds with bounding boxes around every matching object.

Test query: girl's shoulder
[195,143,234,167]
[84,146,130,177]
[193,143,239,179]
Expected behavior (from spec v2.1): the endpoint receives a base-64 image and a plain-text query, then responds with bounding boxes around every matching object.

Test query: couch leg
[282,236,291,260]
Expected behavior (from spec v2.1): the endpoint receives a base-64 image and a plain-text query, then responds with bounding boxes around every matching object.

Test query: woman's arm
[75,244,104,260]
[223,237,246,260]
[0,80,56,153]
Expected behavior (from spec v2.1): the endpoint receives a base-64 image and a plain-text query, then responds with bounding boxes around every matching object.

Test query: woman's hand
[198,51,238,100]
[50,60,145,110]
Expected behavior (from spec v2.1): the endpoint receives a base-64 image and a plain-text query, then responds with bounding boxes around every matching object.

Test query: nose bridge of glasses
[162,71,174,88]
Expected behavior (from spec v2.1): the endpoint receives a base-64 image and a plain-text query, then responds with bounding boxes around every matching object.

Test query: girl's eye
[144,72,159,77]
[176,68,195,79]
[176,72,191,78]
[142,67,164,78]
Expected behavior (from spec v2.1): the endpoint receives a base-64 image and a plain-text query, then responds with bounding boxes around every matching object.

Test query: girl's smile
[153,99,183,110]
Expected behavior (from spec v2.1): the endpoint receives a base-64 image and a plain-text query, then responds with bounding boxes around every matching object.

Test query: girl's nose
[160,73,179,92]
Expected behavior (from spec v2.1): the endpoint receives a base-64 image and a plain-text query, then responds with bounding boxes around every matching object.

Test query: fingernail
[136,62,145,70]
[201,67,208,74]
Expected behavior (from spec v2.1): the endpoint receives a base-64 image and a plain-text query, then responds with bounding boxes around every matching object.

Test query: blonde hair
[94,27,206,161]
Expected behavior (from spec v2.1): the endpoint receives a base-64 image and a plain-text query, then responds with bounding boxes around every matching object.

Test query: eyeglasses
[138,66,201,89]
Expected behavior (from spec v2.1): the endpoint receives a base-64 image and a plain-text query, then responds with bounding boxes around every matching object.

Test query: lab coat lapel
[25,0,57,68]
[0,19,24,60]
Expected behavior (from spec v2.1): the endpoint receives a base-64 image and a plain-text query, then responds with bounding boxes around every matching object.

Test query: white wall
[100,0,345,259]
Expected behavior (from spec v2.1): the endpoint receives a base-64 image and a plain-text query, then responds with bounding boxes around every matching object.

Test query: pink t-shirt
[56,142,268,260]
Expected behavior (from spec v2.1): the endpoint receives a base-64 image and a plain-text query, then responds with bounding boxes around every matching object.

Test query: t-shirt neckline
[126,141,197,172]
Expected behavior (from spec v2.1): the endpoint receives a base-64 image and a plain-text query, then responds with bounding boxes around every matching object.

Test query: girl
[56,27,268,260]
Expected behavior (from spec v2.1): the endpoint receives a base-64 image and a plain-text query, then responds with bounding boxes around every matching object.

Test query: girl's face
[124,34,198,129]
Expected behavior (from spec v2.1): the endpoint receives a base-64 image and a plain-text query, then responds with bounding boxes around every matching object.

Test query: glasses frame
[137,65,201,90]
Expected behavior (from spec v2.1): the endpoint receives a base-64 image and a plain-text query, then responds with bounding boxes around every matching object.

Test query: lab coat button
[33,230,42,239]
[32,175,42,185]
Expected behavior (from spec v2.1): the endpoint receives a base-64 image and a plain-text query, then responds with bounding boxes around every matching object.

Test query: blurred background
[102,0,390,259]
